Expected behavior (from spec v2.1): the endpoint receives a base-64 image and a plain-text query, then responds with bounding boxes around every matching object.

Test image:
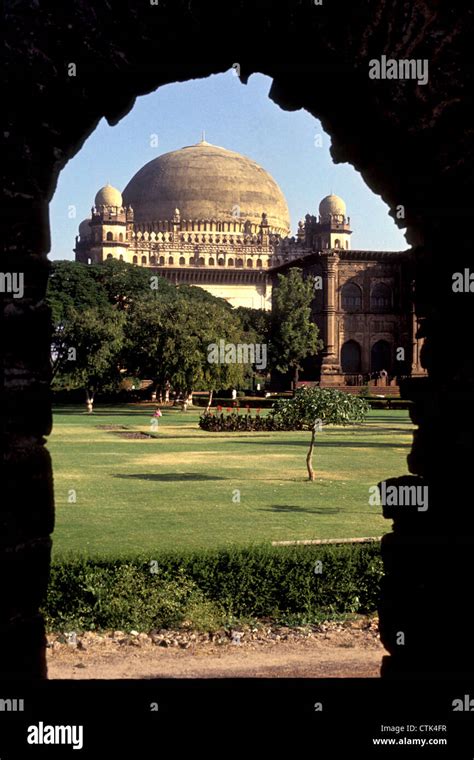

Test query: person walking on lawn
[151,406,162,432]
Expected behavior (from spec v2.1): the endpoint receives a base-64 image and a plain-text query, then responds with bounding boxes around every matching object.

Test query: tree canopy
[269,268,322,384]
[47,260,327,407]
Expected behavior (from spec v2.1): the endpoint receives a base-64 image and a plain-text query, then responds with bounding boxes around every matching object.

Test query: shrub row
[198,410,297,432]
[42,543,382,631]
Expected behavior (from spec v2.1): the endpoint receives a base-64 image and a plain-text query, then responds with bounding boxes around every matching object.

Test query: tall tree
[270,268,322,387]
[124,295,250,404]
[52,305,125,411]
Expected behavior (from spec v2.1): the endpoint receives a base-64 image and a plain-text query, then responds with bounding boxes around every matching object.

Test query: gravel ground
[47,616,384,679]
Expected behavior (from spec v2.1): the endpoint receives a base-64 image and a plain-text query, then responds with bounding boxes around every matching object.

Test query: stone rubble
[46,616,381,654]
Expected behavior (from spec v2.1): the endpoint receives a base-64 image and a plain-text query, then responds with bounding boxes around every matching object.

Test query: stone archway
[3,4,472,680]
[371,339,392,374]
[341,340,362,373]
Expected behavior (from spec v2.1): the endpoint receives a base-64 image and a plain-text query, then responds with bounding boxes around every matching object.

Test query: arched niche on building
[341,282,362,311]
[371,339,392,373]
[341,339,362,373]
[371,282,392,312]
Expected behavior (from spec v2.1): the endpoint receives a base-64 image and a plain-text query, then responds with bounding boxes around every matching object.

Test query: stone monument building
[75,139,424,383]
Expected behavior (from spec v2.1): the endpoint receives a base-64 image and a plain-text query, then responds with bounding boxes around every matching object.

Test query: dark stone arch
[341,339,362,373]
[371,339,392,374]
[371,282,392,311]
[3,3,472,681]
[341,281,362,311]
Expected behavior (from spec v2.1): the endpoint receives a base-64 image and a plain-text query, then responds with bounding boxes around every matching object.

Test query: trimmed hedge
[199,409,292,432]
[42,543,383,631]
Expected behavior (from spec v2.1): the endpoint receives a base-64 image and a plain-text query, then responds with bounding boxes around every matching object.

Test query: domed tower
[314,194,352,251]
[75,184,133,264]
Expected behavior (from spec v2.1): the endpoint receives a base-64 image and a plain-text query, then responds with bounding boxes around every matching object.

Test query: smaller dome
[78,218,92,239]
[319,194,346,220]
[95,184,122,208]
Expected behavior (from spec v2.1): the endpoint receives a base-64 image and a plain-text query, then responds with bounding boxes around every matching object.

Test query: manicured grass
[48,404,413,558]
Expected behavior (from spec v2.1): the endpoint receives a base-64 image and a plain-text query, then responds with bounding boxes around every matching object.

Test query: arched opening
[371,282,392,311]
[106,253,113,259]
[218,257,224,266]
[208,257,215,266]
[246,259,253,267]
[257,258,263,268]
[106,231,113,241]
[341,282,362,311]
[132,255,138,264]
[13,49,460,684]
[341,339,362,373]
[179,256,185,265]
[371,339,392,374]
[150,254,156,265]
[168,256,174,265]
[228,258,234,267]
[159,255,165,265]
[141,255,147,265]
[118,232,123,241]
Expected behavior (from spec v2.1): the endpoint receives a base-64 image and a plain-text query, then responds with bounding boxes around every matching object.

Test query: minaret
[75,184,130,264]
[316,194,352,250]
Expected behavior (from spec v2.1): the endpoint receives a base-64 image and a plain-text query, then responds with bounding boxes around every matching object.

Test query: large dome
[122,140,290,234]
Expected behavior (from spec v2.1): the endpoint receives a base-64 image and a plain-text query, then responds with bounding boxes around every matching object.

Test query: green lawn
[48,404,413,558]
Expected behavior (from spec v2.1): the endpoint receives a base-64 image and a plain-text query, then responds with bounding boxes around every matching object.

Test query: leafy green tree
[177,284,232,310]
[234,306,272,391]
[270,268,322,387]
[52,305,125,411]
[90,259,174,310]
[47,260,108,325]
[272,387,370,480]
[124,295,249,405]
[234,306,272,342]
[198,302,250,408]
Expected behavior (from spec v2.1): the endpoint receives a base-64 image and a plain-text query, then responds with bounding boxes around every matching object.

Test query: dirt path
[47,618,384,679]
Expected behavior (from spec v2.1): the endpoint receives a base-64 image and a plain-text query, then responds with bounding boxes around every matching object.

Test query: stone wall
[3,0,472,678]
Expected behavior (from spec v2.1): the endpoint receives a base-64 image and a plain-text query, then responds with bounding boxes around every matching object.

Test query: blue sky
[50,71,408,258]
